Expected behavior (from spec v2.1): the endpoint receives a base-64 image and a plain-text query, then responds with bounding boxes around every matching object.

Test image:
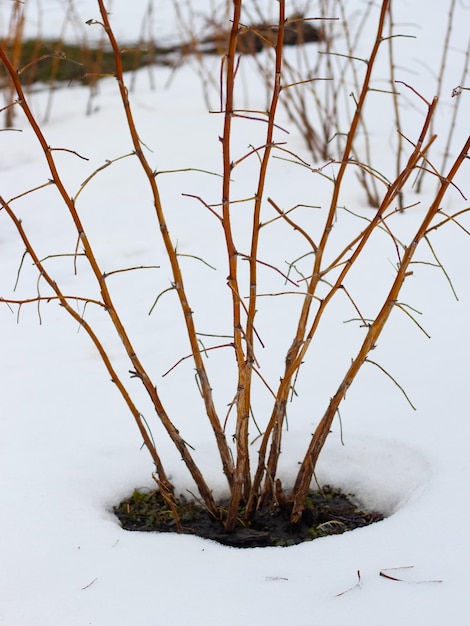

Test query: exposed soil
[114,485,384,548]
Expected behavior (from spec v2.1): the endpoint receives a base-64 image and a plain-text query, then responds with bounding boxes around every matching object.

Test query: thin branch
[162,343,235,377]
[394,302,431,338]
[103,265,160,279]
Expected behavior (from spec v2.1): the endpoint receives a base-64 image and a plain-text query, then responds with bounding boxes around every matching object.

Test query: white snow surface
[1,1,470,625]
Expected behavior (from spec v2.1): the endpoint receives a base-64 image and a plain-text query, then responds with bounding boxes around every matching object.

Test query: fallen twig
[379,566,443,584]
[81,577,98,590]
[335,570,361,597]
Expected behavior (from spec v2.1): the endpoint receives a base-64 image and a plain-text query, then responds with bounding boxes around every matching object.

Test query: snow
[1,1,470,624]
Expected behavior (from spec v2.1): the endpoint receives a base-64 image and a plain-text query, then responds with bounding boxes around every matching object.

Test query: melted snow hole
[312,435,431,517]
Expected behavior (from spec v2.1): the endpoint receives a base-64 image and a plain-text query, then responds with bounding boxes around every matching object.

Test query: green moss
[113,485,384,548]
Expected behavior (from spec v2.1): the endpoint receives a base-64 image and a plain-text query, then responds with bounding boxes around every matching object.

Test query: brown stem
[290,132,470,524]
[247,0,392,515]
[96,1,235,496]
[224,0,287,532]
[220,0,249,533]
[1,36,220,517]
[0,194,173,493]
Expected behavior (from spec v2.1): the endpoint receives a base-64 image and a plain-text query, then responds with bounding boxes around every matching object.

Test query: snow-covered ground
[1,1,469,624]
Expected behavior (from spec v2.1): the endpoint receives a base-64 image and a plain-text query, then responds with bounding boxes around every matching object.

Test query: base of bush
[113,485,383,548]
